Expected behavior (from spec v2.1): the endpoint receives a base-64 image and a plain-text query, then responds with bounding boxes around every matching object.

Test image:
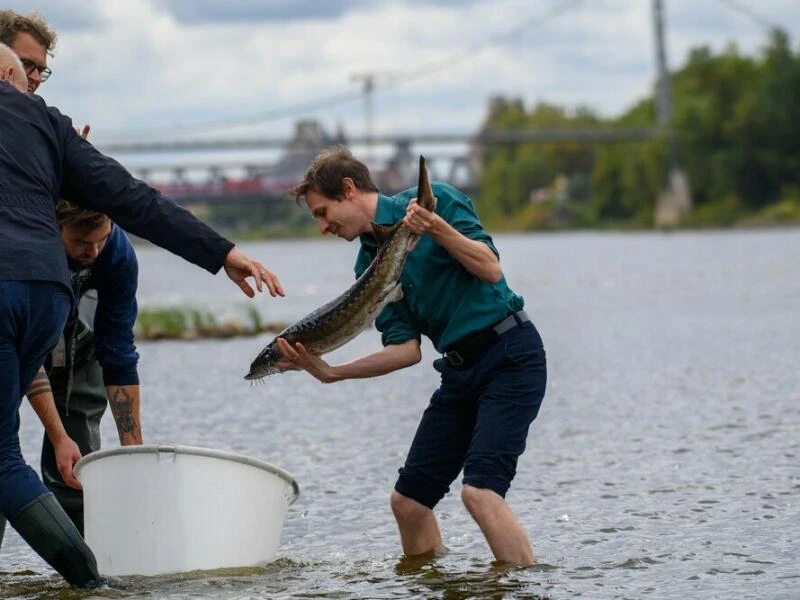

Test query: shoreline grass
[136,306,286,341]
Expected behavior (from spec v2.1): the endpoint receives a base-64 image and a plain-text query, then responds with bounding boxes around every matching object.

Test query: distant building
[257,119,348,195]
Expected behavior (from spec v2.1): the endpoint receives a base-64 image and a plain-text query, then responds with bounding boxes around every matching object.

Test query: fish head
[244,341,285,381]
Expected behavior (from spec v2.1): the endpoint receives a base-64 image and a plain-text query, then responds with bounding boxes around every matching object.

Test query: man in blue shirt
[25,201,144,536]
[278,147,547,566]
[0,46,284,587]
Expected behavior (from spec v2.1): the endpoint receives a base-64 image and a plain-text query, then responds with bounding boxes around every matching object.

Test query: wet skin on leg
[390,491,446,557]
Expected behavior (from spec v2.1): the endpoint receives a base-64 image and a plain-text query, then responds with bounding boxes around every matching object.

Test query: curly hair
[0,10,57,55]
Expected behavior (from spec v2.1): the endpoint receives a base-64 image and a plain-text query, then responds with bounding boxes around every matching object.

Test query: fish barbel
[244,155,436,380]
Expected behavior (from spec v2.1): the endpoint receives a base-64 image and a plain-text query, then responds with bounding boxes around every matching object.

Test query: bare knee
[391,490,428,525]
[461,484,480,514]
[461,484,497,519]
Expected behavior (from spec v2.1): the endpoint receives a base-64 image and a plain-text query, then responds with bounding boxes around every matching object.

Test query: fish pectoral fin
[387,282,404,302]
[377,282,404,305]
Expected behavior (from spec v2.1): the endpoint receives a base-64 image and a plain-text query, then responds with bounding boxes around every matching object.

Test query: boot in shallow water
[8,492,102,588]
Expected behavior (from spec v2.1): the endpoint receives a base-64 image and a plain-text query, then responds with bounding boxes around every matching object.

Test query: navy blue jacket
[68,224,140,386]
[0,81,234,292]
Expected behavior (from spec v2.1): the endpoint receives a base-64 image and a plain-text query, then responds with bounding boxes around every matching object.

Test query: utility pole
[350,72,376,164]
[652,0,673,129]
[652,0,691,227]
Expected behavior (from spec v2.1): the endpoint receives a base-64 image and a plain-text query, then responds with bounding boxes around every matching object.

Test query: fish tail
[417,156,436,212]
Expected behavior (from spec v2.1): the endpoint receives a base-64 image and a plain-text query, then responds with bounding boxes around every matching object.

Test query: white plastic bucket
[74,445,300,576]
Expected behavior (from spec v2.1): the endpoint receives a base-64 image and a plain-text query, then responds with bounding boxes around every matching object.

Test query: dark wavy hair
[55,200,109,231]
[289,145,378,205]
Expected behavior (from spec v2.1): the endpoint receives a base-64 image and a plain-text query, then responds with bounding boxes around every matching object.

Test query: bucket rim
[74,444,300,504]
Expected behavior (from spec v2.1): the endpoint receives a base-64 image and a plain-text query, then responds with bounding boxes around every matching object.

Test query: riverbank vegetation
[135,306,286,341]
[476,29,800,230]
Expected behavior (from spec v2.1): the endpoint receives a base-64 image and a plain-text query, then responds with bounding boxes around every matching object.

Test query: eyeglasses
[19,57,52,82]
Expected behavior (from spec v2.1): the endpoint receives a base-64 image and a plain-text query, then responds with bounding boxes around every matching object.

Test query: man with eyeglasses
[0,9,54,93]
[0,43,285,588]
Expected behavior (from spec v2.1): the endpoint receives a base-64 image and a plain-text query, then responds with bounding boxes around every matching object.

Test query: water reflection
[394,555,551,600]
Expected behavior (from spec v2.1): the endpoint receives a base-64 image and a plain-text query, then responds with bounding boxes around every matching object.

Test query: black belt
[443,310,530,368]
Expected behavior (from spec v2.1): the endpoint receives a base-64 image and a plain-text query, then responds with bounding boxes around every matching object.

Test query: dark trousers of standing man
[0,281,101,587]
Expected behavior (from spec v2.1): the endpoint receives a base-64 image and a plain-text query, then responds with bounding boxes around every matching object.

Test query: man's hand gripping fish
[244,156,436,381]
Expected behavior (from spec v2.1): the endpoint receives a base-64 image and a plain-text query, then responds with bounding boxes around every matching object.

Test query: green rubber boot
[9,493,102,588]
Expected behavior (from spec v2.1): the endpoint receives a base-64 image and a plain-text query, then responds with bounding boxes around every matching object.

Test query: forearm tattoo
[110,387,137,435]
[27,370,52,400]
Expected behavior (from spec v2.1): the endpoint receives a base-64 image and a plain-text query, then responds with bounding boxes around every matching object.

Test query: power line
[713,0,780,31]
[100,0,585,139]
[386,0,586,89]
[96,89,364,140]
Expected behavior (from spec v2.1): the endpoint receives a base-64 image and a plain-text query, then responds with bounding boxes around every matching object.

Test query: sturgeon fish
[244,155,436,380]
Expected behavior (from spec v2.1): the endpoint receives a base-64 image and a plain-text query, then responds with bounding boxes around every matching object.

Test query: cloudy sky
[6,0,798,165]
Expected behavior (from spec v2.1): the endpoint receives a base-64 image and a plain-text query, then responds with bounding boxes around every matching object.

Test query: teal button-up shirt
[355,182,524,353]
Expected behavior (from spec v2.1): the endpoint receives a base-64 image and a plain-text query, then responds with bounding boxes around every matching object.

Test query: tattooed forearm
[109,387,137,434]
[27,369,52,400]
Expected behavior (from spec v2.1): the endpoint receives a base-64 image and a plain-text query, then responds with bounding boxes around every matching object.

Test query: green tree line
[477,29,800,229]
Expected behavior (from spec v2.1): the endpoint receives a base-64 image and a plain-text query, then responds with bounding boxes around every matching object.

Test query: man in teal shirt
[279,146,547,566]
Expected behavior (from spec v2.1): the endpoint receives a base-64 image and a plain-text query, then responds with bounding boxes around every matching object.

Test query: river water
[2,229,798,599]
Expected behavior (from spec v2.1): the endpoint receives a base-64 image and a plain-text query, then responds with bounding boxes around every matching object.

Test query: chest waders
[41,289,108,535]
